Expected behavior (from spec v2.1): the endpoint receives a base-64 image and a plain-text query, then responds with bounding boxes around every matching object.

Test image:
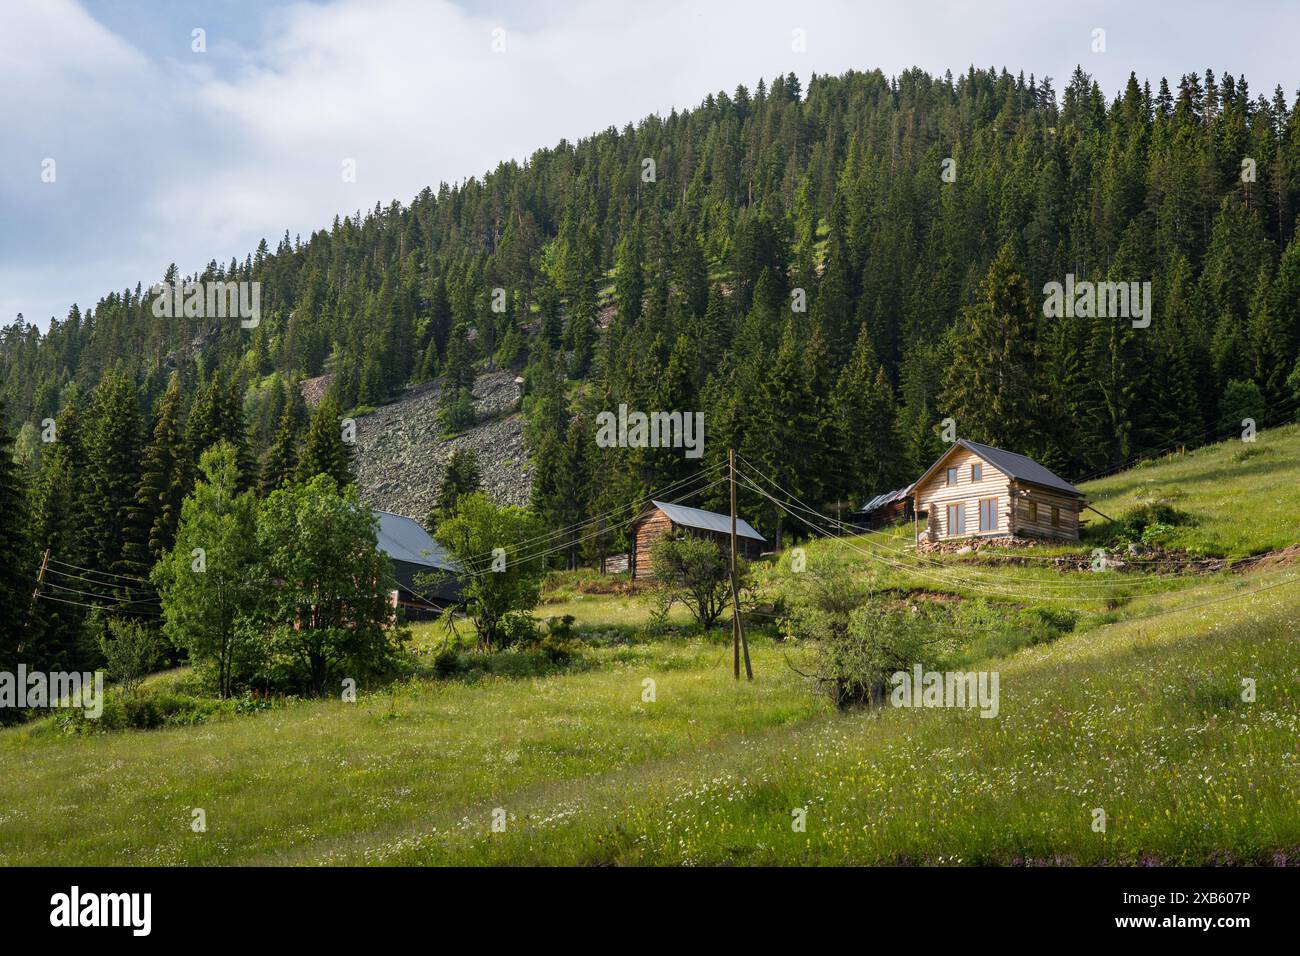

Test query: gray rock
[350,371,531,521]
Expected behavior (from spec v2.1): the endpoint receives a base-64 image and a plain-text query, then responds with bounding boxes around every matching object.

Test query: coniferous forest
[4,64,1300,674]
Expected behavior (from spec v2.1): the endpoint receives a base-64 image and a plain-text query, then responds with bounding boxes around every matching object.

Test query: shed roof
[856,484,914,514]
[374,510,461,572]
[648,500,765,542]
[917,440,1083,498]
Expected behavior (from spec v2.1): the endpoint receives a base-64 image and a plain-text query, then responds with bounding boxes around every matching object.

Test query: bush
[97,616,164,697]
[1216,379,1265,435]
[539,633,574,666]
[433,646,466,678]
[650,533,738,630]
[816,606,937,709]
[498,613,541,647]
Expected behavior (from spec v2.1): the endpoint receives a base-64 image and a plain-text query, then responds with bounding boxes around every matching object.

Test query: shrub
[539,633,574,666]
[815,606,938,709]
[650,533,739,630]
[433,646,466,678]
[97,616,164,698]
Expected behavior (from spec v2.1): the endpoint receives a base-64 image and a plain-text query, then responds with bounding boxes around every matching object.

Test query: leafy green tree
[258,474,403,695]
[153,443,261,698]
[434,492,546,650]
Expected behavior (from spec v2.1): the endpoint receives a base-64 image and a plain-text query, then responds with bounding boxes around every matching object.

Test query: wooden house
[911,440,1084,544]
[373,510,462,617]
[628,499,765,581]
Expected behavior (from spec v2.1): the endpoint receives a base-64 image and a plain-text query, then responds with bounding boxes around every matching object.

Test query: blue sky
[3,0,1298,330]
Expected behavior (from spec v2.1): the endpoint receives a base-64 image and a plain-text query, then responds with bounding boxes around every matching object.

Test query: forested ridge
[4,63,1300,661]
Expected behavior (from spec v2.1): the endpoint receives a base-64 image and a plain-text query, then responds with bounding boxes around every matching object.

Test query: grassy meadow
[1,427,1298,865]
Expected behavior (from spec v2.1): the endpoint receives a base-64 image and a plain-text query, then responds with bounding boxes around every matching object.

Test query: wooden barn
[628,499,765,581]
[373,510,462,617]
[849,484,915,529]
[911,440,1085,544]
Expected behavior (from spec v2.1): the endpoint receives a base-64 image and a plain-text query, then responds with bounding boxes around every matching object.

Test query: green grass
[0,636,819,865]
[1,425,1297,865]
[1082,423,1300,557]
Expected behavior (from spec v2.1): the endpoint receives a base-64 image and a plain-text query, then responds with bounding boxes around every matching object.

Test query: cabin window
[971,463,982,482]
[946,502,966,536]
[1051,506,1060,527]
[1027,501,1038,523]
[946,467,958,486]
[978,498,998,532]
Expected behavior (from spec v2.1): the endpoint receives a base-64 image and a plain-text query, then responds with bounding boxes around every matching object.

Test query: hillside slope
[352,370,531,519]
[1,426,1296,865]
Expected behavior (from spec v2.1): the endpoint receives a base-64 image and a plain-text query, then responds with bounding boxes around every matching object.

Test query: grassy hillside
[2,428,1297,866]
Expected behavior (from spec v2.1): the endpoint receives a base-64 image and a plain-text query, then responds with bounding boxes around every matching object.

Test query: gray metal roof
[649,500,765,542]
[856,484,913,513]
[374,510,461,572]
[956,440,1083,497]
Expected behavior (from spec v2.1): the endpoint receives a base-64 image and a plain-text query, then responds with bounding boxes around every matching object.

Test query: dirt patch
[1240,543,1300,574]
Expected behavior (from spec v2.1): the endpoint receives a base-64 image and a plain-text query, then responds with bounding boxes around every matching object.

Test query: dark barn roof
[373,511,461,609]
[648,500,765,542]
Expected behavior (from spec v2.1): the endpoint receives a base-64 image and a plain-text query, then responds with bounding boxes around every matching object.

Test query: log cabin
[911,440,1085,544]
[628,499,765,581]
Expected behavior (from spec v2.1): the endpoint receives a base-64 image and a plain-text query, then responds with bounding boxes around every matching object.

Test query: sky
[2,0,1298,330]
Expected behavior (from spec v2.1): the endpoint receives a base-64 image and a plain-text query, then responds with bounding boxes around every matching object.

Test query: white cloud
[3,0,1298,328]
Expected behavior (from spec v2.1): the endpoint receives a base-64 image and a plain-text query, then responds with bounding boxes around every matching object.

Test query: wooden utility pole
[31,548,49,609]
[728,449,752,681]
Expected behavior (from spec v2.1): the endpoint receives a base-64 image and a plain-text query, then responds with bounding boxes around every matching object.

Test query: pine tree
[834,326,900,500]
[939,244,1047,454]
[0,398,31,673]
[120,372,186,579]
[297,395,353,487]
[433,447,482,520]
[260,384,306,495]
[82,371,144,576]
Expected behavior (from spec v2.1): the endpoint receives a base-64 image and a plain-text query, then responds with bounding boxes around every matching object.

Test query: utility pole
[24,548,50,654]
[729,449,752,680]
[31,548,49,609]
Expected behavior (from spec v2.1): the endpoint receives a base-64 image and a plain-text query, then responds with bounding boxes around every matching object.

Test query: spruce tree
[120,372,186,579]
[0,399,31,673]
[834,326,900,500]
[297,395,353,487]
[83,371,144,576]
[939,244,1047,454]
[260,385,306,495]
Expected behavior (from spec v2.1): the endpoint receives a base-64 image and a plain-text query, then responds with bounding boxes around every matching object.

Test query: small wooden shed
[628,499,765,581]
